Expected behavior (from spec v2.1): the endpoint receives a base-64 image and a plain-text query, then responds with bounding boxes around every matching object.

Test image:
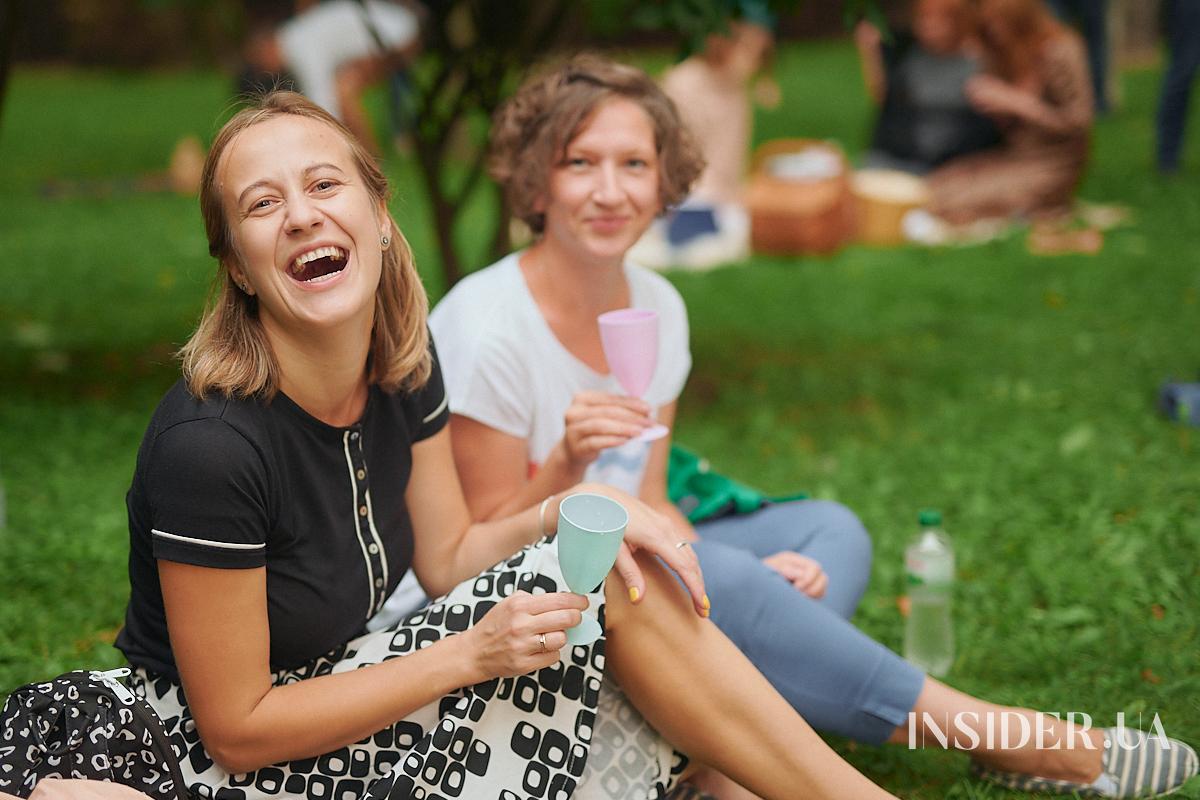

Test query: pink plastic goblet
[597,308,669,442]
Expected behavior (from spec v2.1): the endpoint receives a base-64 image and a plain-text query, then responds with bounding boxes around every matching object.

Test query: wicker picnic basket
[744,139,856,255]
[851,169,931,246]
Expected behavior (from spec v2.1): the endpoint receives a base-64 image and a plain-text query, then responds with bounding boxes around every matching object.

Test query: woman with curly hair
[430,54,1197,799]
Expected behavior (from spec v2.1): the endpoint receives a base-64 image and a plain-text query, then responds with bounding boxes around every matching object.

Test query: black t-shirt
[871,34,1002,169]
[114,351,450,680]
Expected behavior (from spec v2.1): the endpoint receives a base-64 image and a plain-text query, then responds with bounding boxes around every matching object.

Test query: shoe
[971,727,1199,797]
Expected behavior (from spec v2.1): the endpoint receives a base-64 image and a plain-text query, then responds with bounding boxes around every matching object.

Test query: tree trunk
[414,135,465,286]
[489,190,512,259]
[0,0,21,133]
[432,196,463,287]
[406,0,576,291]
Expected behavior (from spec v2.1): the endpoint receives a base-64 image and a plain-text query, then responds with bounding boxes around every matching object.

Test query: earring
[380,235,391,250]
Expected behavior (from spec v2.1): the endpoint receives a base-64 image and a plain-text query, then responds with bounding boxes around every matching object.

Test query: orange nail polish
[629,586,640,603]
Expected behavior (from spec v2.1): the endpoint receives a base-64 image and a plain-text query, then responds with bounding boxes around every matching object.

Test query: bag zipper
[91,668,135,704]
[90,669,189,800]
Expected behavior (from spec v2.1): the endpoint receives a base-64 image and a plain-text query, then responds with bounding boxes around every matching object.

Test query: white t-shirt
[430,252,692,495]
[279,0,418,118]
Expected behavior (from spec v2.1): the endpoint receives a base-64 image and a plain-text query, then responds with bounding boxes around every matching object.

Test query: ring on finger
[675,540,691,549]
[537,633,547,653]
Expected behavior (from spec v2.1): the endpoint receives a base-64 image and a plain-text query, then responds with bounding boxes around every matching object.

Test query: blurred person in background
[1046,0,1110,114]
[630,11,776,269]
[855,0,1001,175]
[924,0,1093,225]
[1156,0,1200,174]
[239,0,421,156]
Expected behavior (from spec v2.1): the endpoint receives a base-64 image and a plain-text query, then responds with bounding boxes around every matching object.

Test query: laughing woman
[111,90,909,800]
[430,56,1197,799]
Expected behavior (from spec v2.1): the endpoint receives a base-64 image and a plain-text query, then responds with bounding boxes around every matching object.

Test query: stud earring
[380,235,391,250]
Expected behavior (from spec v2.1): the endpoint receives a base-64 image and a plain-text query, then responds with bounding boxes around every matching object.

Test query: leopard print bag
[0,668,186,799]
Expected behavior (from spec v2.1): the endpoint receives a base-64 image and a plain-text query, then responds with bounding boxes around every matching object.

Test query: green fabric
[667,444,807,523]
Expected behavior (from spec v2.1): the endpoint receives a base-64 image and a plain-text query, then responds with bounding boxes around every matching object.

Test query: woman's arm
[411,424,710,614]
[160,559,581,774]
[407,426,553,595]
[854,21,887,105]
[1028,35,1094,135]
[448,414,579,522]
[967,38,1092,136]
[450,391,654,522]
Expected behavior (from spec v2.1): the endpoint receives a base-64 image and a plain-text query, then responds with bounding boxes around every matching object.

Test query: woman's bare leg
[604,552,898,800]
[687,767,764,799]
[888,677,1104,782]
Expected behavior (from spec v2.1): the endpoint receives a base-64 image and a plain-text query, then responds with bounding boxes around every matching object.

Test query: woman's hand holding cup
[557,391,656,471]
[464,591,587,680]
[570,483,709,619]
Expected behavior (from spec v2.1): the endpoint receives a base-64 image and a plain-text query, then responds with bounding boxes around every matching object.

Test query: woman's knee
[691,542,778,617]
[605,548,693,629]
[803,499,874,568]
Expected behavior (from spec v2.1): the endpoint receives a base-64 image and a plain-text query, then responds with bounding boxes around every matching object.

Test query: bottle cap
[918,508,942,527]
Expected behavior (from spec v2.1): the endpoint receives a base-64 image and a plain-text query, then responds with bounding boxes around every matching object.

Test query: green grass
[1,42,1199,798]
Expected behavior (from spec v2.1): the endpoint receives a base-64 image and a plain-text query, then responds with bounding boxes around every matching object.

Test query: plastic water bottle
[904,509,954,676]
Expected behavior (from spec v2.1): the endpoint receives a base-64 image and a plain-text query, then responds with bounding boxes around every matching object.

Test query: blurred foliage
[405,0,577,284]
[591,0,886,56]
[50,0,244,66]
[408,0,873,286]
[3,0,876,286]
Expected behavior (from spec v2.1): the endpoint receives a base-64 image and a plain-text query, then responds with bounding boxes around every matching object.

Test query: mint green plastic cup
[557,492,628,645]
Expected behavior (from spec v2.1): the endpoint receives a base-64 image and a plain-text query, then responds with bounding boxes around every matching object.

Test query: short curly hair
[489,54,706,235]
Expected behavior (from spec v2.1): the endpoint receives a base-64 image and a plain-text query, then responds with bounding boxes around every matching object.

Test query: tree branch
[0,0,22,133]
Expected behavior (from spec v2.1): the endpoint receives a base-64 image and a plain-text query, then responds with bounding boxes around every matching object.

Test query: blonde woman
[112,90,906,800]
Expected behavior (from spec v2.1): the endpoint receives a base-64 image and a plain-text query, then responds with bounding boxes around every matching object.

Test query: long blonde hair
[180,91,430,400]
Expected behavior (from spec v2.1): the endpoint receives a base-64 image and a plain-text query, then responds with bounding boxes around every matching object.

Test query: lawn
[1,41,1198,798]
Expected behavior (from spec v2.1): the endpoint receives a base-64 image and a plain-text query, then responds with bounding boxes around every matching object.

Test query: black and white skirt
[130,539,687,800]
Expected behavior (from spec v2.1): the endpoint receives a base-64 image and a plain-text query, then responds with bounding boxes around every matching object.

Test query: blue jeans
[692,500,925,745]
[1158,0,1200,171]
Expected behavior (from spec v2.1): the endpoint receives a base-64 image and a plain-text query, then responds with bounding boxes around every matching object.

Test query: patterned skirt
[130,539,686,800]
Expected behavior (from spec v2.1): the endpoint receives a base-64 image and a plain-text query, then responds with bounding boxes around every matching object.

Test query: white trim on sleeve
[151,529,266,551]
[422,392,449,424]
